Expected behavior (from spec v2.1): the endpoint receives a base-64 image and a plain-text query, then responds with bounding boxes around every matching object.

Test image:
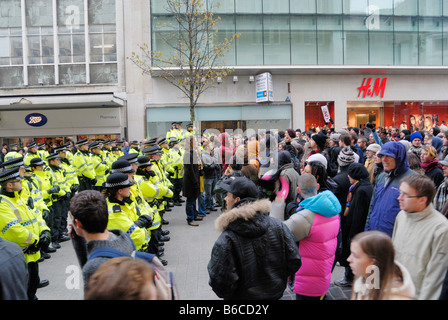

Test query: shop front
[146,104,292,140]
[0,93,126,148]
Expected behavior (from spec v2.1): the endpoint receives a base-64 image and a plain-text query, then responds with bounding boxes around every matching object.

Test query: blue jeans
[185,197,198,222]
[203,177,217,211]
[198,192,206,217]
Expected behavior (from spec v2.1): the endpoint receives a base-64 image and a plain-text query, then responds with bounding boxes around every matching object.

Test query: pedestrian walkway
[36,200,350,300]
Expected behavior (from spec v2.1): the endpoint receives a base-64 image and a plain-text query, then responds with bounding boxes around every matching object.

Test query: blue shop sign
[25,113,48,127]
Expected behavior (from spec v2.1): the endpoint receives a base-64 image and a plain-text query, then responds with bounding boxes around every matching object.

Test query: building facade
[1,0,448,147]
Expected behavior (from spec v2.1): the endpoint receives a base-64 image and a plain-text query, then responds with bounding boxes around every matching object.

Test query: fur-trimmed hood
[215,198,272,234]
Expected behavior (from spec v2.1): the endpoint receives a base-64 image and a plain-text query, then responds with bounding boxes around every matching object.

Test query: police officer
[143,145,174,224]
[168,138,184,206]
[0,167,51,299]
[89,142,109,192]
[45,152,70,249]
[37,143,50,161]
[5,143,21,162]
[128,140,141,155]
[24,141,41,166]
[73,139,96,191]
[102,172,151,251]
[54,145,79,197]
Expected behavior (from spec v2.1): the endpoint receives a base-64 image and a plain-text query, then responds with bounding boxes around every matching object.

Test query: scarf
[421,159,442,173]
[344,180,359,216]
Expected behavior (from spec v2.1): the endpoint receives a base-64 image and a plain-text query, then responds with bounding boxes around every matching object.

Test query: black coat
[339,179,373,266]
[182,150,201,199]
[332,166,351,217]
[208,198,301,300]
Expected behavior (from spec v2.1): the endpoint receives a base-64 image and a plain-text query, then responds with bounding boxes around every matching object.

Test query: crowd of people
[1,119,448,300]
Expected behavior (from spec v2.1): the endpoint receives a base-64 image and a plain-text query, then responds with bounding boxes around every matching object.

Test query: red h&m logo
[357,77,387,98]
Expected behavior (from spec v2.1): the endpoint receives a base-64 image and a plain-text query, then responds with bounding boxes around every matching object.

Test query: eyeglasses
[398,191,424,199]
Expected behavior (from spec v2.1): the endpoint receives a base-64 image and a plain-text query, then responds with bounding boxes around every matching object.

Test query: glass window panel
[72,34,85,61]
[291,15,317,64]
[317,15,343,64]
[395,35,419,65]
[151,0,170,14]
[59,34,71,57]
[393,0,417,16]
[59,64,86,84]
[28,65,54,85]
[263,15,290,65]
[88,0,116,25]
[215,15,236,65]
[235,0,262,13]
[58,0,85,30]
[90,34,103,62]
[103,33,117,62]
[0,66,23,86]
[210,0,234,13]
[235,15,262,65]
[26,0,53,27]
[369,0,393,15]
[419,17,442,65]
[0,0,22,28]
[42,35,54,63]
[263,0,289,13]
[443,17,448,65]
[344,32,368,64]
[28,36,41,58]
[317,0,342,14]
[419,0,442,16]
[370,31,394,64]
[290,0,315,13]
[342,0,368,14]
[90,63,117,84]
[11,36,23,60]
[0,38,10,57]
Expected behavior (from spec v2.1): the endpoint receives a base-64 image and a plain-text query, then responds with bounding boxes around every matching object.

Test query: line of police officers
[0,134,187,299]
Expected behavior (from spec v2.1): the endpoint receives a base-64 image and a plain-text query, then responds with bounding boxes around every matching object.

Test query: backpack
[88,247,179,300]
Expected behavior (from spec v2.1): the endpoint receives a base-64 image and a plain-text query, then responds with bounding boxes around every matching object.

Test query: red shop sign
[357,77,387,98]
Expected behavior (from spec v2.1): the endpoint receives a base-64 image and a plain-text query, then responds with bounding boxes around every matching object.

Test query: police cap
[46,152,60,161]
[0,167,22,183]
[103,172,134,189]
[0,157,24,170]
[111,159,135,174]
[142,145,163,155]
[89,142,100,149]
[119,153,138,164]
[137,156,153,167]
[76,139,89,146]
[54,145,67,153]
[27,141,37,148]
[29,157,45,167]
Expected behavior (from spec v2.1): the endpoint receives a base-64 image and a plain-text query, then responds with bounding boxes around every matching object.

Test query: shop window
[305,101,334,131]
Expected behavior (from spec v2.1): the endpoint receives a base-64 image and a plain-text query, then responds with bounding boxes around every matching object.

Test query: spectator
[201,140,219,214]
[365,142,416,237]
[364,143,381,184]
[334,163,373,288]
[333,147,356,217]
[420,145,444,188]
[348,231,415,300]
[270,173,340,300]
[0,238,29,300]
[208,177,301,300]
[392,174,448,300]
[409,132,423,158]
[433,158,448,212]
[85,257,158,300]
[327,133,341,178]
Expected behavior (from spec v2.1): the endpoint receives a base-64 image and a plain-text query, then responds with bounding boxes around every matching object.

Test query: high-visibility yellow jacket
[91,153,109,187]
[24,151,42,167]
[168,147,184,179]
[106,198,150,251]
[45,165,67,201]
[73,150,96,180]
[31,170,54,208]
[4,150,22,162]
[0,191,50,263]
[60,158,79,190]
[134,174,162,231]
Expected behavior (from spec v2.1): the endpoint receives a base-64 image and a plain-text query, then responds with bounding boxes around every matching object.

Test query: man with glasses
[392,174,448,300]
[365,141,416,237]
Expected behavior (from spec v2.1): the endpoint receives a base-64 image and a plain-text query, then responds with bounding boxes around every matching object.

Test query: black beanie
[311,133,327,150]
[347,162,369,180]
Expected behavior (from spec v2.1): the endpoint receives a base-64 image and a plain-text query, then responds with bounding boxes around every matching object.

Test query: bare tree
[129,0,239,122]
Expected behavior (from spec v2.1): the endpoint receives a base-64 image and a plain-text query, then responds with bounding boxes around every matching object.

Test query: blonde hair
[422,145,437,158]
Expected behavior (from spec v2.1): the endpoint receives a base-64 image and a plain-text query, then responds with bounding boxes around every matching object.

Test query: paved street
[36,200,349,300]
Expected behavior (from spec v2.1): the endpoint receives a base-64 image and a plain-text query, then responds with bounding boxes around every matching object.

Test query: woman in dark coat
[182,136,204,226]
[334,162,373,287]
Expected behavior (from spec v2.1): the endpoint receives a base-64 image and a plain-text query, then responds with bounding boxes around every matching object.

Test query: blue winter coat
[365,142,416,237]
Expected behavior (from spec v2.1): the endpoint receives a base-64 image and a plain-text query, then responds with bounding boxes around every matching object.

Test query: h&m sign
[357,77,387,99]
